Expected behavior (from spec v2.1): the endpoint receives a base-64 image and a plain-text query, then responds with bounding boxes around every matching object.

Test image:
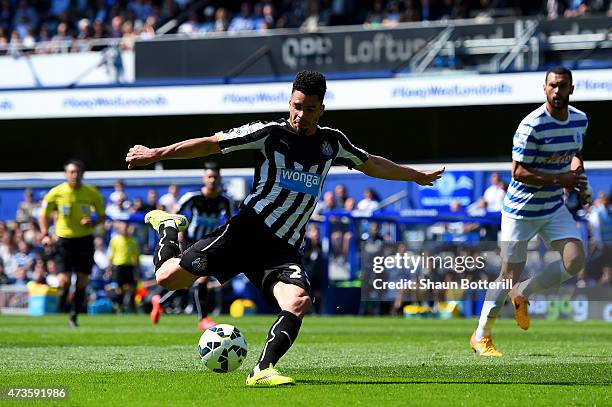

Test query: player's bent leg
[195,276,216,330]
[472,261,524,355]
[273,282,312,318]
[512,238,584,301]
[155,258,198,291]
[552,238,585,276]
[247,282,310,387]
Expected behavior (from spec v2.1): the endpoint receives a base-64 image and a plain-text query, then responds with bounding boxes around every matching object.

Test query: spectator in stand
[0,0,11,31]
[357,188,380,212]
[483,172,506,212]
[213,7,229,32]
[109,16,124,38]
[178,11,200,34]
[258,3,276,31]
[344,197,356,211]
[400,0,421,22]
[364,0,385,27]
[564,0,590,17]
[300,0,323,32]
[0,261,9,285]
[107,191,131,218]
[14,241,35,271]
[383,0,402,26]
[12,0,37,31]
[228,2,256,32]
[467,197,488,217]
[0,27,8,53]
[51,21,71,53]
[158,184,180,212]
[302,223,324,313]
[140,15,157,39]
[119,20,137,50]
[333,184,349,209]
[92,19,107,41]
[141,189,159,213]
[110,180,126,205]
[312,190,336,220]
[438,0,460,19]
[0,228,18,275]
[129,0,153,24]
[35,24,54,53]
[16,188,39,225]
[199,6,216,33]
[45,259,61,288]
[73,18,93,52]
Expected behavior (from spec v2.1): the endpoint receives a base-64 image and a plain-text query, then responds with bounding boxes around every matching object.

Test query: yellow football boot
[470,331,503,357]
[144,210,188,232]
[512,295,530,331]
[246,364,295,387]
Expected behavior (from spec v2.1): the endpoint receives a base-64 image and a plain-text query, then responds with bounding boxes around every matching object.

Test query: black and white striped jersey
[216,119,369,247]
[176,191,232,243]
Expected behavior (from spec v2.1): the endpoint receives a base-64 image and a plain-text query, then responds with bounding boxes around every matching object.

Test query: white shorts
[500,205,582,263]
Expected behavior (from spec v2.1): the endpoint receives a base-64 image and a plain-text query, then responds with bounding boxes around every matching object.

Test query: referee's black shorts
[180,207,311,306]
[56,235,95,275]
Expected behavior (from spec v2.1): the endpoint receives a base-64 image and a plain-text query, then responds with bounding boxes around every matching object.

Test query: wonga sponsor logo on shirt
[278,169,322,196]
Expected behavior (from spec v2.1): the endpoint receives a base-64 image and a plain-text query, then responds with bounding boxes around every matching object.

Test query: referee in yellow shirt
[108,221,140,313]
[39,160,105,327]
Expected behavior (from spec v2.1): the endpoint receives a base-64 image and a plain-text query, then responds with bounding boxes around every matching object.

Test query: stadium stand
[0,0,611,55]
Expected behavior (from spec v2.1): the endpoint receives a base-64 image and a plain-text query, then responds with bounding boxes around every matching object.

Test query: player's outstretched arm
[355,155,445,186]
[125,135,221,169]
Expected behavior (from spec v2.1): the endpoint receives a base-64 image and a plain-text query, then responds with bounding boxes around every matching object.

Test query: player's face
[203,169,220,190]
[288,91,324,136]
[544,73,573,111]
[64,164,83,187]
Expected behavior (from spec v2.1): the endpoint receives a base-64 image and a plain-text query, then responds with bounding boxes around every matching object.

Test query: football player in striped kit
[470,66,593,356]
[126,70,444,386]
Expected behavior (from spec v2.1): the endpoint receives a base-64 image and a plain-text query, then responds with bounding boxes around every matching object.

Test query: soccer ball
[197,324,248,373]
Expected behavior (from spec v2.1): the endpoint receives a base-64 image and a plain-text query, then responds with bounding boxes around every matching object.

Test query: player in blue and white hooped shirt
[470,66,593,357]
[126,71,445,386]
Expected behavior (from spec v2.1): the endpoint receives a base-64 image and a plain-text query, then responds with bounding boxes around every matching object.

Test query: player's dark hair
[64,159,85,173]
[204,162,220,173]
[545,66,572,84]
[292,70,327,102]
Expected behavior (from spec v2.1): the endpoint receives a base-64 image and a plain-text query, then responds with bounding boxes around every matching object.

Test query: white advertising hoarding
[0,69,610,120]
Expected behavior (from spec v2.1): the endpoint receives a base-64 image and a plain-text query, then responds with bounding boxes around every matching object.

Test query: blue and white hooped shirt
[503,103,588,219]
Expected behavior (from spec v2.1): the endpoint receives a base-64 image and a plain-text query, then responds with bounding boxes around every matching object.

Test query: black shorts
[112,265,136,286]
[180,208,310,306]
[56,235,95,275]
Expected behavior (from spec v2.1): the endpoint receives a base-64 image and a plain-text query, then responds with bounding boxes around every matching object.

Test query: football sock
[513,260,573,298]
[253,311,302,374]
[70,287,86,320]
[158,289,177,306]
[475,283,510,341]
[154,221,181,271]
[59,285,70,312]
[193,282,208,320]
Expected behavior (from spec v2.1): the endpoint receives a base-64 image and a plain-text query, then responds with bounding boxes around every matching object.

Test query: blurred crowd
[0,175,610,315]
[1,0,611,55]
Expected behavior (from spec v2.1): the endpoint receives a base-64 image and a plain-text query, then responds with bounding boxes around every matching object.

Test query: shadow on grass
[298,379,611,386]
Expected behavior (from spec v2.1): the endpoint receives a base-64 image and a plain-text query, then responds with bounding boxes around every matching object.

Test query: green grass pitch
[1,315,610,406]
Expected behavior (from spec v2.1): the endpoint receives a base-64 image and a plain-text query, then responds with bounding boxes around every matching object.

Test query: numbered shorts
[500,205,582,263]
[56,235,95,274]
[179,208,311,306]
